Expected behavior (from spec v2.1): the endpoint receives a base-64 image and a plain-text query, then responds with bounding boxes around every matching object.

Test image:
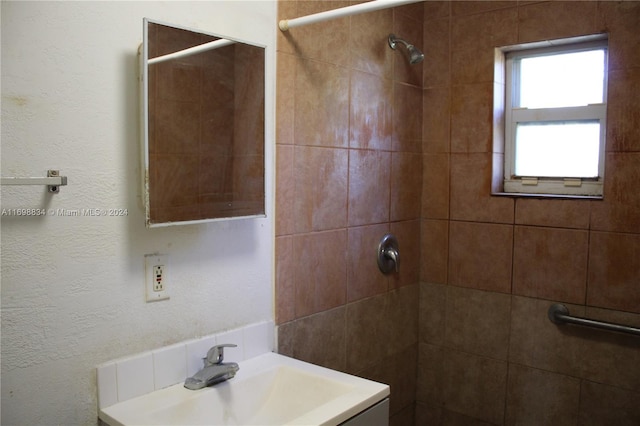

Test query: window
[501,36,608,197]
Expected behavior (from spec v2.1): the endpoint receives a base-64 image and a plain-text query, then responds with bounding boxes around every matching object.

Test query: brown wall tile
[588,231,640,313]
[508,296,640,392]
[364,344,418,418]
[422,153,450,220]
[578,380,640,425]
[505,364,581,426]
[424,1,450,20]
[349,70,393,151]
[390,153,423,221]
[423,88,451,154]
[348,149,391,226]
[350,8,394,78]
[515,198,590,229]
[606,69,640,153]
[347,224,390,302]
[396,2,424,19]
[275,144,294,236]
[518,1,599,44]
[275,4,423,419]
[598,1,640,71]
[290,0,351,66]
[417,342,445,405]
[442,348,508,425]
[419,282,447,346]
[287,307,347,372]
[294,58,349,148]
[449,221,513,293]
[444,286,511,360]
[393,82,423,153]
[276,0,298,55]
[513,226,589,304]
[276,320,294,358]
[451,7,518,84]
[576,318,640,392]
[380,344,418,417]
[385,284,420,353]
[415,1,640,424]
[392,9,424,86]
[390,220,422,288]
[509,296,587,378]
[590,197,640,236]
[276,52,295,146]
[450,84,494,153]
[277,2,639,425]
[422,16,451,89]
[275,236,295,324]
[422,16,450,89]
[293,146,348,232]
[420,219,449,284]
[591,156,640,234]
[293,230,347,317]
[390,403,416,426]
[450,153,514,224]
[442,410,496,426]
[346,292,388,372]
[452,1,516,17]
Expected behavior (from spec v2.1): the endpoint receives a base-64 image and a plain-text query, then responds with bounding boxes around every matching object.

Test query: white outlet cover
[145,254,169,302]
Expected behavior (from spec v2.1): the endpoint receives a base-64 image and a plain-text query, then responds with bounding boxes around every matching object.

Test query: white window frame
[502,36,608,197]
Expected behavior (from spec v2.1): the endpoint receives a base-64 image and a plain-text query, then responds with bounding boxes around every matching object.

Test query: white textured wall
[0,1,276,424]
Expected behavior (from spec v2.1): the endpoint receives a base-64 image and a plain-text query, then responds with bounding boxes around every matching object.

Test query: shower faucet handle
[385,245,400,273]
[377,234,400,274]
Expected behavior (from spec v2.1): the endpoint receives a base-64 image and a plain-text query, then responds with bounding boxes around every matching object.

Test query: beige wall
[419,1,640,424]
[1,2,276,424]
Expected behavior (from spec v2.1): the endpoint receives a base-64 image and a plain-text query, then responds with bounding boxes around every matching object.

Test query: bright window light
[518,49,605,108]
[515,121,600,177]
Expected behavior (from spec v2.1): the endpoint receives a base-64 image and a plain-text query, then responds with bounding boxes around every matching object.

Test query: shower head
[388,33,424,65]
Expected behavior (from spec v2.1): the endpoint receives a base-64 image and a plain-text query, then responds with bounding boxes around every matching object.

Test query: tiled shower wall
[419,1,640,425]
[275,1,424,424]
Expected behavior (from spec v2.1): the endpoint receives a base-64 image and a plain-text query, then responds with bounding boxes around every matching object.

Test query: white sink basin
[99,352,390,426]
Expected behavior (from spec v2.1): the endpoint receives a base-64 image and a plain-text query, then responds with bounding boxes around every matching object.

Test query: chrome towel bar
[548,303,640,337]
[1,170,67,193]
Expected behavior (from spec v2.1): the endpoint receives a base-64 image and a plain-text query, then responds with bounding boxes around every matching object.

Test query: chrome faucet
[377,234,400,274]
[184,344,239,390]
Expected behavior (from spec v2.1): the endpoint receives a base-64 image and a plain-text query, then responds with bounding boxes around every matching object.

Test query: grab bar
[1,170,67,193]
[548,303,640,337]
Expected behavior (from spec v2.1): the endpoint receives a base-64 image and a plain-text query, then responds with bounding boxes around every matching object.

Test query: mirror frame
[140,18,266,228]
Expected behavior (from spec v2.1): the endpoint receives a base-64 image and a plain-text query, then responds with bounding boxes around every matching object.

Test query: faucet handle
[205,344,237,366]
[377,234,400,274]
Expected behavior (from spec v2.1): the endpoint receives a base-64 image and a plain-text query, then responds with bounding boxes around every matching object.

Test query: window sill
[491,191,603,200]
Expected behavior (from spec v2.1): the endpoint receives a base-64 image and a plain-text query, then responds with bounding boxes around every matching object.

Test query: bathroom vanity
[98,352,390,426]
[340,398,389,426]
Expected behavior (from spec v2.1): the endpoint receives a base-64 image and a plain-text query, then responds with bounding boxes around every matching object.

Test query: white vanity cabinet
[340,398,389,426]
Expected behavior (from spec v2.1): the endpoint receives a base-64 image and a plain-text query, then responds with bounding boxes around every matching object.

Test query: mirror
[141,19,265,227]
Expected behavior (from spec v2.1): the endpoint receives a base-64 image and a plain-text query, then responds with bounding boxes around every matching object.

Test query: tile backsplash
[96,320,274,409]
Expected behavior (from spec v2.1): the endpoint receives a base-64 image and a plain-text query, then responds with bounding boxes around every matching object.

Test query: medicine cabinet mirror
[141,18,265,227]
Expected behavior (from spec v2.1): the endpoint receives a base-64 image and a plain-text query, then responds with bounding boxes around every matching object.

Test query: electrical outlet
[153,265,165,291]
[145,254,169,302]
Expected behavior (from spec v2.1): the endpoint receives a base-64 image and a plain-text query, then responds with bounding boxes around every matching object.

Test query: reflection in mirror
[142,19,265,227]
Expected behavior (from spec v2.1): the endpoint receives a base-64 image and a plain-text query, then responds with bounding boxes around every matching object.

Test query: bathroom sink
[99,352,389,426]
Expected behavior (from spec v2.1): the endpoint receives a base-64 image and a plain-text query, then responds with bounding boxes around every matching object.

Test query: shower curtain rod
[148,38,235,65]
[279,0,424,31]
